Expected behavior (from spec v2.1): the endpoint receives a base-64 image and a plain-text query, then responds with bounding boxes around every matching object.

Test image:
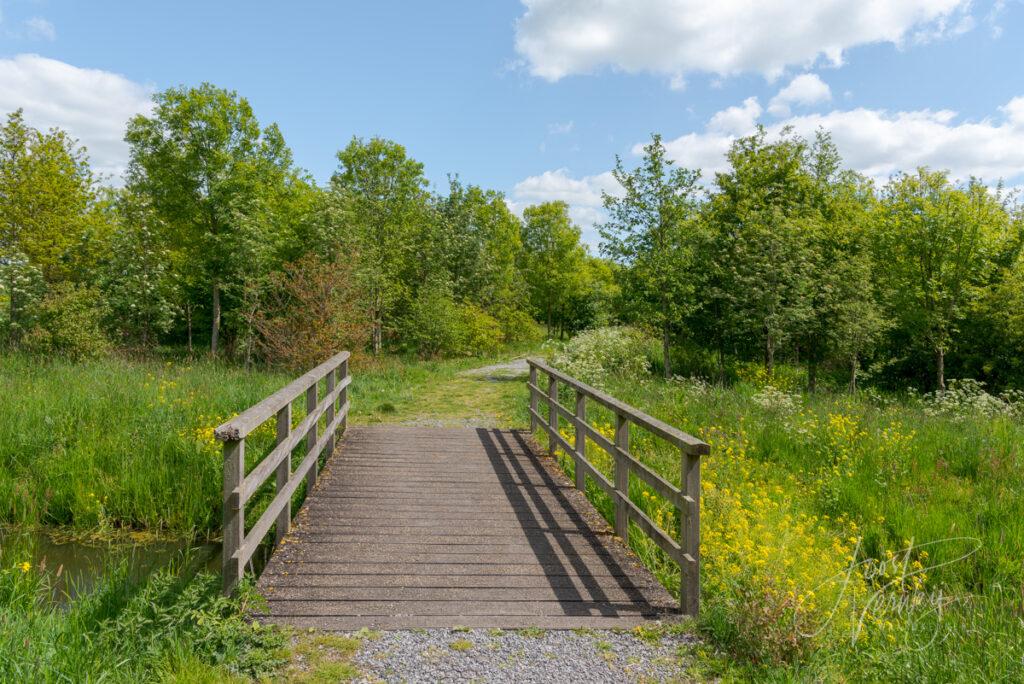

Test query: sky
[1,0,1023,244]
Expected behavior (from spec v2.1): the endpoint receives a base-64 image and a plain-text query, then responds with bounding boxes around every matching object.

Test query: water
[0,528,222,603]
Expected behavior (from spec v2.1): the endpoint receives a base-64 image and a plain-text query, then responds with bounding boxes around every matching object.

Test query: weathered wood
[574,390,586,491]
[529,365,538,432]
[547,374,558,455]
[526,359,708,618]
[222,439,244,593]
[305,383,318,491]
[256,426,678,629]
[325,370,336,458]
[681,449,700,616]
[527,359,709,455]
[274,405,292,546]
[614,412,629,542]
[215,351,350,441]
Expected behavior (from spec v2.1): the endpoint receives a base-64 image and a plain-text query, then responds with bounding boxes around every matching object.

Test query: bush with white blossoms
[550,326,652,387]
[924,379,1024,421]
[751,385,801,415]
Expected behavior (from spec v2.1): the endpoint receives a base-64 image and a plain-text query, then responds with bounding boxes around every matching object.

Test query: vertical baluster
[529,364,538,432]
[613,412,629,543]
[325,370,336,456]
[305,383,319,490]
[274,405,292,546]
[339,357,349,434]
[574,390,586,491]
[222,438,244,594]
[681,448,701,616]
[547,374,558,455]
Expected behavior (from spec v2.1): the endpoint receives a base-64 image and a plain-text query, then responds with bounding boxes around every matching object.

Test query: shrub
[402,280,506,358]
[496,307,544,345]
[924,378,1024,421]
[253,253,371,370]
[21,283,109,360]
[457,304,503,356]
[550,326,652,386]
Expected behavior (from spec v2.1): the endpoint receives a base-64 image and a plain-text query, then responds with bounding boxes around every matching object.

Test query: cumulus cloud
[548,120,574,135]
[767,74,832,117]
[662,95,1024,184]
[515,95,1024,243]
[510,168,621,245]
[0,54,154,180]
[24,17,56,41]
[515,0,971,82]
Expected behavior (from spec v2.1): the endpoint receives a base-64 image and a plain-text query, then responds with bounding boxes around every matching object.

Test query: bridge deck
[256,425,677,630]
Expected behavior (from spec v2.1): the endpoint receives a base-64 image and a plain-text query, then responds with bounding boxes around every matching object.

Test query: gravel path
[458,358,530,381]
[353,627,698,683]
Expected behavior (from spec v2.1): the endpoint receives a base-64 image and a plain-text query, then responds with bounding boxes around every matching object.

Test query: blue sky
[1,0,1023,243]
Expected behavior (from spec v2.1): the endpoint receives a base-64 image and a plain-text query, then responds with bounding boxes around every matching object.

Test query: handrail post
[273,405,292,546]
[547,373,558,455]
[305,383,319,491]
[339,357,349,434]
[222,438,245,594]
[529,364,538,432]
[613,412,629,543]
[574,390,586,491]
[325,370,336,457]
[681,448,701,616]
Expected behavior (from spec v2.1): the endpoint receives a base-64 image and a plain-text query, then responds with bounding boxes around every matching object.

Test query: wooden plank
[222,439,244,594]
[614,413,629,542]
[528,359,709,455]
[215,351,349,441]
[258,615,667,630]
[274,404,292,546]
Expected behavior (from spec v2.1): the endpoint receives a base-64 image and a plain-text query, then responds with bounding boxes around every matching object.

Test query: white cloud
[510,168,621,245]
[514,95,1024,246]
[24,17,56,41]
[661,95,1024,184]
[515,0,971,82]
[767,74,832,117]
[0,54,154,180]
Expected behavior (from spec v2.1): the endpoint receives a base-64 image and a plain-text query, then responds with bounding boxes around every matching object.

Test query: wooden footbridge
[215,352,707,629]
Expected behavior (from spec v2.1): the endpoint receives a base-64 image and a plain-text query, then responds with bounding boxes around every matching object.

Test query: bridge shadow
[475,427,662,618]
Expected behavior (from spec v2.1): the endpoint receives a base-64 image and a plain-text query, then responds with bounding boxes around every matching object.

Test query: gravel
[458,358,530,381]
[352,627,698,683]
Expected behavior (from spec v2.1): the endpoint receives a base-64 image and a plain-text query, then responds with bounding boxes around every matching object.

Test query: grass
[509,368,1024,680]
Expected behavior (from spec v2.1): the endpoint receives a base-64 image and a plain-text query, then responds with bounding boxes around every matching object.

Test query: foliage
[549,326,652,386]
[520,201,590,337]
[0,548,287,682]
[21,283,109,360]
[601,133,701,378]
[253,252,371,370]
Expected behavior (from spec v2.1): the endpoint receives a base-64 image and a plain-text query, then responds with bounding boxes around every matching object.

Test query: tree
[327,137,431,354]
[125,83,294,356]
[706,128,817,375]
[520,202,588,337]
[0,110,105,344]
[876,170,1010,389]
[600,134,701,378]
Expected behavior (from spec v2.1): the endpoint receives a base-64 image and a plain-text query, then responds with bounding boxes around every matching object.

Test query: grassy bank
[511,367,1024,680]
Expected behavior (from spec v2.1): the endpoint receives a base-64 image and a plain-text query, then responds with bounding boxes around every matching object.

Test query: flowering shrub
[924,379,1024,421]
[752,385,801,415]
[550,326,652,387]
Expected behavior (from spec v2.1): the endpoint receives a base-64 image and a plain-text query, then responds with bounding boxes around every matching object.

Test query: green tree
[706,128,817,375]
[520,201,588,337]
[600,133,701,378]
[0,110,105,343]
[327,137,431,354]
[876,170,1011,389]
[125,83,294,355]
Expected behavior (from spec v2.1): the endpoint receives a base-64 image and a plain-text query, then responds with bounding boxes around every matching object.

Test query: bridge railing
[215,351,351,594]
[526,358,708,616]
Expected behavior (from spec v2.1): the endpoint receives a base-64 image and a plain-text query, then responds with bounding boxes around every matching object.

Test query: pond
[0,528,222,603]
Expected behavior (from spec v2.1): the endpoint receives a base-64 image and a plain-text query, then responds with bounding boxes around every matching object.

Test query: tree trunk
[372,319,382,355]
[808,360,818,394]
[186,303,193,356]
[661,298,672,380]
[211,282,221,356]
[717,339,726,386]
[849,354,858,393]
[936,346,945,391]
[7,274,18,346]
[764,331,775,376]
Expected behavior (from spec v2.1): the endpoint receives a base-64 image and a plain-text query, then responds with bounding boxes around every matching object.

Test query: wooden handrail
[526,358,707,616]
[216,352,351,594]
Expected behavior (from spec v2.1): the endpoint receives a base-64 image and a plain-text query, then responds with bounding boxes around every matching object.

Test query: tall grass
[516,368,1024,680]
